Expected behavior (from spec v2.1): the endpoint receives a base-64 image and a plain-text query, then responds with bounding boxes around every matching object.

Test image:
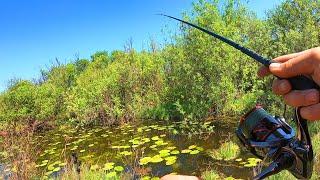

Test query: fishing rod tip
[154,13,166,16]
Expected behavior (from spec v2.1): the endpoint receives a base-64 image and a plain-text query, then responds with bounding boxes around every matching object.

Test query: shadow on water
[1,118,258,179]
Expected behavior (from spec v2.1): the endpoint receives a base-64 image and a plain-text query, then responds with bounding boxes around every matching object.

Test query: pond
[1,119,261,179]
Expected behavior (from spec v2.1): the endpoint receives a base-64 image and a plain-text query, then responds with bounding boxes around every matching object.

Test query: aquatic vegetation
[243,158,262,167]
[165,156,177,165]
[150,145,157,149]
[151,155,164,163]
[140,157,152,165]
[170,150,180,155]
[59,162,67,167]
[208,141,240,160]
[159,151,170,157]
[106,171,117,178]
[142,176,161,180]
[190,150,200,155]
[119,151,132,156]
[114,166,124,172]
[167,146,176,150]
[70,145,78,151]
[151,136,160,141]
[52,167,61,172]
[181,149,192,154]
[103,162,115,170]
[154,140,168,146]
[48,165,55,171]
[196,147,204,151]
[111,145,131,149]
[159,149,170,154]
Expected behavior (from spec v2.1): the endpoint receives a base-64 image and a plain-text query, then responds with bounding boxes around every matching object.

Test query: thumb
[269,52,315,78]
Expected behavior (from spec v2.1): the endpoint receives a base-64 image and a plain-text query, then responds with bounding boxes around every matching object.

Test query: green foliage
[0,0,319,128]
[0,80,36,126]
[66,50,165,125]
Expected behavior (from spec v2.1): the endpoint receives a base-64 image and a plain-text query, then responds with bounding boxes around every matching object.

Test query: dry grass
[0,132,38,180]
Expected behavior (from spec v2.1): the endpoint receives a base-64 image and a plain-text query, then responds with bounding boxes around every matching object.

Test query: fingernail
[270,63,281,70]
[306,91,319,103]
[279,82,287,92]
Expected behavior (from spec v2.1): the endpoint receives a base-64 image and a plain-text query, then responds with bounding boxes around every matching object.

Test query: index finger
[258,51,304,77]
[269,49,318,78]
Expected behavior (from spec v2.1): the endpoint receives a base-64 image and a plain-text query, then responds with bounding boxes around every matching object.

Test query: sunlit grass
[59,165,132,180]
[201,170,220,180]
[207,141,240,160]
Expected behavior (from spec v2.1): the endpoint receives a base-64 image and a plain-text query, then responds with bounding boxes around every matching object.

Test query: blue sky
[0,0,282,92]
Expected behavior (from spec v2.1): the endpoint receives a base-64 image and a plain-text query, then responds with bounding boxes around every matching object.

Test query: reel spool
[236,105,313,180]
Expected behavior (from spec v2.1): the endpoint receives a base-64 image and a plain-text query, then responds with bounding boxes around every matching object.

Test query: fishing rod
[158,13,319,90]
[159,14,317,179]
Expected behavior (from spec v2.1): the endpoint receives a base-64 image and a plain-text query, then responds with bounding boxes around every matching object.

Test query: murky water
[1,120,258,179]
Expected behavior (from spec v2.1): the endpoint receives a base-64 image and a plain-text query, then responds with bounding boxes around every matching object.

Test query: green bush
[0,80,36,127]
[0,0,319,128]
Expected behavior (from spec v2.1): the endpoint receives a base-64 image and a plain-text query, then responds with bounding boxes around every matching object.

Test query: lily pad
[59,163,67,167]
[114,166,124,172]
[104,162,115,170]
[167,146,176,150]
[159,149,170,154]
[47,165,55,171]
[142,176,151,180]
[190,150,200,155]
[120,151,132,156]
[155,140,168,146]
[151,155,163,163]
[52,167,61,172]
[140,157,152,165]
[106,171,117,178]
[150,145,157,149]
[196,147,204,151]
[151,136,160,141]
[181,149,192,154]
[171,150,180,155]
[165,156,177,161]
[165,159,176,165]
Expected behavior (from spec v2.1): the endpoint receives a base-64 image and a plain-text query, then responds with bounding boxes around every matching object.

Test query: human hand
[258,47,320,120]
[160,174,199,180]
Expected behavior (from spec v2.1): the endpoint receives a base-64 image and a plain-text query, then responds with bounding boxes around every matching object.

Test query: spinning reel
[236,105,313,179]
